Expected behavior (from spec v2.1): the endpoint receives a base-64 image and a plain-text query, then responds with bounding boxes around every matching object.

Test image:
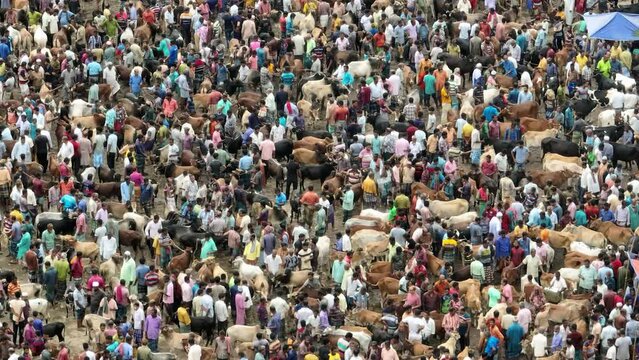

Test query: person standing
[73,282,87,329]
[144,308,162,352]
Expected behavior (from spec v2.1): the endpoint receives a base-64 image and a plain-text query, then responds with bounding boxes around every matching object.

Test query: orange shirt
[434,69,447,91]
[299,191,320,206]
[334,106,349,121]
[7,282,20,297]
[59,181,74,196]
[162,98,178,117]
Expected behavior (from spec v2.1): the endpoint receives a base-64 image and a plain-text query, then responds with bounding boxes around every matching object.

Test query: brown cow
[119,229,143,256]
[347,309,382,326]
[292,148,325,164]
[369,261,391,274]
[501,102,540,120]
[376,277,400,299]
[322,173,345,196]
[520,117,557,131]
[167,248,193,273]
[237,92,262,110]
[564,252,597,268]
[166,165,201,178]
[589,219,634,246]
[124,116,148,131]
[104,202,132,218]
[94,182,120,200]
[529,169,576,187]
[495,74,514,89]
[294,136,333,152]
[411,182,449,200]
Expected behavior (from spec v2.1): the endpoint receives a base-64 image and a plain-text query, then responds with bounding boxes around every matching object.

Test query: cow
[589,219,634,246]
[274,139,294,160]
[561,225,606,248]
[522,129,559,148]
[611,143,639,169]
[376,277,400,299]
[292,148,326,165]
[43,322,65,341]
[429,199,469,218]
[226,325,261,347]
[345,217,387,234]
[541,137,580,157]
[299,163,336,189]
[501,102,539,120]
[569,241,604,257]
[160,328,202,352]
[351,229,389,250]
[529,169,576,187]
[190,317,216,345]
[443,212,478,231]
[520,117,557,131]
[572,98,600,118]
[564,252,598,268]
[294,136,333,152]
[232,257,264,281]
[347,309,383,326]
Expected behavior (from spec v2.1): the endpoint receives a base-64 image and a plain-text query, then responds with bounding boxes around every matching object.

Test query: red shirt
[585,204,600,220]
[87,275,105,290]
[611,258,622,278]
[406,125,418,141]
[70,140,80,159]
[70,256,83,278]
[511,247,525,266]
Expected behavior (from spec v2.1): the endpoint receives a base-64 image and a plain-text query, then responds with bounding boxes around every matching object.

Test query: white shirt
[201,294,213,317]
[403,316,426,341]
[422,318,436,338]
[84,351,97,360]
[168,144,180,160]
[58,141,74,160]
[548,277,567,292]
[295,307,314,327]
[459,21,471,39]
[495,153,509,172]
[342,234,352,252]
[133,308,145,329]
[214,299,227,321]
[606,345,616,359]
[265,255,282,275]
[531,333,548,357]
[187,344,201,360]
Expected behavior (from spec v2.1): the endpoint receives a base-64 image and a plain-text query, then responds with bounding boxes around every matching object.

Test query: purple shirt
[144,315,161,340]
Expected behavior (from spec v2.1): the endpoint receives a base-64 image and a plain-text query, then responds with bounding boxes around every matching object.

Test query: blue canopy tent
[583,12,639,41]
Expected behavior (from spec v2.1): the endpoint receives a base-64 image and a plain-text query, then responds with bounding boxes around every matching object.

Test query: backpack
[440,294,452,314]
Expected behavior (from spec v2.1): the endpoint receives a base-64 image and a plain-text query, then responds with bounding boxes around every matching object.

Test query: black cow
[572,98,600,118]
[611,143,639,169]
[485,139,516,163]
[190,317,216,345]
[591,125,624,143]
[224,135,243,154]
[43,322,65,341]
[36,218,76,236]
[541,137,581,157]
[300,163,336,189]
[275,139,294,160]
[438,53,475,87]
[295,129,331,140]
[594,72,618,91]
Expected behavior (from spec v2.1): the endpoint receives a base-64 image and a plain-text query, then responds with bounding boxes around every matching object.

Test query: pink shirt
[404,292,421,309]
[516,308,532,333]
[501,284,513,304]
[164,282,174,304]
[130,171,144,186]
[259,140,275,161]
[394,138,410,157]
[212,130,222,147]
[250,41,261,51]
[76,213,87,233]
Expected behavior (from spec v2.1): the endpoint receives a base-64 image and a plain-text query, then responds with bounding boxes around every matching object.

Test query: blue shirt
[58,10,74,26]
[87,61,102,76]
[275,192,286,206]
[600,209,615,222]
[495,235,511,259]
[512,146,529,164]
[342,72,354,86]
[483,106,499,122]
[238,155,253,170]
[129,75,143,94]
[168,45,179,66]
[60,194,77,211]
[105,109,116,129]
[501,59,517,78]
[0,43,9,60]
[120,182,132,202]
[136,264,150,285]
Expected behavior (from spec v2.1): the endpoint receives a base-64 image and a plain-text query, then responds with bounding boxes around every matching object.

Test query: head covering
[476,63,482,68]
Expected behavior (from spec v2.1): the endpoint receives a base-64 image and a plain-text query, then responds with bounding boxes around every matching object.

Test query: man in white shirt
[167,138,180,164]
[214,293,228,326]
[458,18,471,40]
[601,320,618,354]
[547,272,567,293]
[610,90,625,112]
[187,337,201,360]
[132,302,145,342]
[421,312,436,341]
[295,304,314,327]
[495,150,509,174]
[11,135,32,162]
[342,231,352,252]
[402,310,426,342]
[200,288,214,317]
[531,328,548,357]
[265,252,282,276]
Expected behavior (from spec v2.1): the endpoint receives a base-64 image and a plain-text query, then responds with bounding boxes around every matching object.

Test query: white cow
[233,257,264,281]
[569,241,604,257]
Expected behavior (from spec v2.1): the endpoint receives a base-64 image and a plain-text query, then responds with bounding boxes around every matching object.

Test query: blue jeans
[148,339,158,352]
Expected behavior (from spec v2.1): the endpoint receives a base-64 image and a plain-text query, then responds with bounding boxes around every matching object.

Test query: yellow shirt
[10,210,23,223]
[462,123,474,138]
[332,18,342,31]
[512,225,528,238]
[243,240,261,261]
[441,88,451,105]
[0,62,5,76]
[328,354,341,360]
[575,54,588,69]
[620,50,632,70]
[362,178,377,194]
[304,355,319,360]
[442,238,458,247]
[537,57,547,71]
[177,307,191,325]
[610,45,622,60]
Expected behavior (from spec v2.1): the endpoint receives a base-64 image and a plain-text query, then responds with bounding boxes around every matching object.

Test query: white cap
[476,63,482,68]
[602,156,608,161]
[491,70,497,75]
[616,302,622,307]
[92,281,99,287]
[604,135,610,141]
[124,251,131,256]
[497,212,503,217]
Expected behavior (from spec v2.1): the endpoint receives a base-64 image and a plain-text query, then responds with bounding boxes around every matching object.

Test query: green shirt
[120,258,136,284]
[596,59,611,78]
[578,265,597,290]
[575,210,588,226]
[200,238,217,260]
[424,74,436,95]
[470,260,485,282]
[53,259,70,281]
[104,19,119,39]
[215,149,230,166]
[331,260,346,284]
[42,230,56,253]
[28,12,41,26]
[487,286,501,308]
[342,190,354,211]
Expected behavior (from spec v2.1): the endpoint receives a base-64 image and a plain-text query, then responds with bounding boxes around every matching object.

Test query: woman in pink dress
[235,291,246,325]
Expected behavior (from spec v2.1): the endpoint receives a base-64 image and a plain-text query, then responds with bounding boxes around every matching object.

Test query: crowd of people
[0,0,637,357]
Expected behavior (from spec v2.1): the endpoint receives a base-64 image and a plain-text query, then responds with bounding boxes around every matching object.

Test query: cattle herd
[0,0,639,358]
